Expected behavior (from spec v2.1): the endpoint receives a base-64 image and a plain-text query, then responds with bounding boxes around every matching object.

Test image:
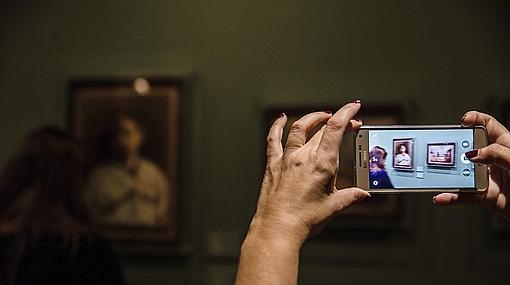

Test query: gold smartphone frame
[354,125,488,193]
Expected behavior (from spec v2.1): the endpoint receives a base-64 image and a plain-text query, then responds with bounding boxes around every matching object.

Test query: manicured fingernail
[461,114,467,122]
[465,149,478,158]
[279,113,285,118]
[353,99,361,104]
[324,110,332,114]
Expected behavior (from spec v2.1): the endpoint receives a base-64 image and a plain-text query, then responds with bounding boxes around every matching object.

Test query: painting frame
[392,138,414,171]
[263,104,404,222]
[68,77,184,244]
[427,142,456,167]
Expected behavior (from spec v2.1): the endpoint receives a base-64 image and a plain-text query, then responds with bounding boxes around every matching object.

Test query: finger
[328,187,370,214]
[432,193,482,206]
[461,111,510,146]
[285,111,332,155]
[266,113,287,165]
[433,174,505,213]
[318,101,362,159]
[306,119,362,150]
[466,143,510,170]
[433,163,502,207]
[346,118,363,134]
[479,168,504,209]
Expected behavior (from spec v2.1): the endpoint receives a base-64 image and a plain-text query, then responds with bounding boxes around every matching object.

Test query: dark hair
[370,146,388,169]
[95,113,145,162]
[398,143,408,153]
[0,126,91,284]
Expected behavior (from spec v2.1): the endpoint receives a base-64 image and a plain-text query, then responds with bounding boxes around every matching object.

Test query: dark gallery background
[1,1,510,284]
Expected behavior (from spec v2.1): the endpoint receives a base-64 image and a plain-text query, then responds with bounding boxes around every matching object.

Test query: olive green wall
[1,1,510,284]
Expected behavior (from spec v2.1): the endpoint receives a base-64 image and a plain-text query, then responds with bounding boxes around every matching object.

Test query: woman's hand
[249,101,370,246]
[433,111,510,220]
[235,101,370,285]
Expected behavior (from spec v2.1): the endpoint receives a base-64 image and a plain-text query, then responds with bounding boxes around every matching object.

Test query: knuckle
[488,144,504,157]
[494,144,507,153]
[491,145,509,165]
[351,189,360,200]
[283,155,305,168]
[326,119,346,131]
[265,163,279,174]
[313,159,335,176]
[266,135,275,145]
[292,158,305,168]
[266,150,278,158]
[290,121,305,132]
[485,114,496,123]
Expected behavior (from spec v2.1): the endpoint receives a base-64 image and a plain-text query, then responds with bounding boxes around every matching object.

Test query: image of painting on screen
[427,143,455,167]
[393,138,414,170]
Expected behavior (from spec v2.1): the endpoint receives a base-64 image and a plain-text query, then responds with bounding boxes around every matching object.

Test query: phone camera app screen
[368,129,474,189]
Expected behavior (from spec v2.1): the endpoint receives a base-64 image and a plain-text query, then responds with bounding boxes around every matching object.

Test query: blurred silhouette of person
[87,114,169,227]
[395,143,411,166]
[0,126,124,285]
[370,146,394,188]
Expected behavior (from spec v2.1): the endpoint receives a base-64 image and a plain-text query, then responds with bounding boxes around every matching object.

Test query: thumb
[329,187,371,215]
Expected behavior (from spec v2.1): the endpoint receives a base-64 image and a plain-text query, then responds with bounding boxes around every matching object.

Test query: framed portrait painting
[69,77,183,243]
[264,104,403,221]
[393,138,414,170]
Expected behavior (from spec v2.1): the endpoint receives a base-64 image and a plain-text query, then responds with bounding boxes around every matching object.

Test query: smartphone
[354,125,488,193]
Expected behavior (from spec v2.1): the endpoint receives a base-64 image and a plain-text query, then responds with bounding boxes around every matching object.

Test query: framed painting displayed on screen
[393,138,414,171]
[427,143,456,167]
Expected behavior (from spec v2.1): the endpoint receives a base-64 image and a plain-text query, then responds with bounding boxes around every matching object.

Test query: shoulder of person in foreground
[18,233,126,285]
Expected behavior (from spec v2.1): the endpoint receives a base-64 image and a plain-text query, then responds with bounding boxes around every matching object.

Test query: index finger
[461,111,510,146]
[266,113,287,165]
[317,101,361,159]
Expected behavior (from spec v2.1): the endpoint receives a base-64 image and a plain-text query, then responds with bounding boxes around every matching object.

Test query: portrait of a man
[87,114,170,227]
[393,138,414,170]
[70,78,182,242]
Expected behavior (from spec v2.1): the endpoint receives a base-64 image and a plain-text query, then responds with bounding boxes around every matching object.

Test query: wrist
[244,214,309,250]
[238,215,304,285]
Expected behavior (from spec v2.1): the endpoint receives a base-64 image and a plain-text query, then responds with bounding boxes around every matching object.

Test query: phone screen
[368,128,475,189]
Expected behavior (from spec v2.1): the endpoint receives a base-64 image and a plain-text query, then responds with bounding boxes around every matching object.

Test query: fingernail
[279,113,285,118]
[460,114,467,123]
[353,99,361,104]
[432,196,437,204]
[353,117,361,122]
[365,193,372,201]
[324,110,332,114]
[465,149,478,158]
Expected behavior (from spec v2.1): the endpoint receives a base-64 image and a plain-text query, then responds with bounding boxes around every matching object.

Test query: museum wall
[1,0,510,284]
